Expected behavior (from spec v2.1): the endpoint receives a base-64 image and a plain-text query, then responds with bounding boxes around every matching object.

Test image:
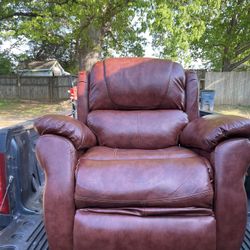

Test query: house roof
[18,60,70,75]
[19,60,58,71]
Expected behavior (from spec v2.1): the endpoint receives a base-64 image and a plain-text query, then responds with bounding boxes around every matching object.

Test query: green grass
[0,99,20,109]
[0,99,71,127]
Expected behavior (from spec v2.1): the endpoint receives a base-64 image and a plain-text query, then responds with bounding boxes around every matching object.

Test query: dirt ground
[0,100,72,128]
[214,105,250,118]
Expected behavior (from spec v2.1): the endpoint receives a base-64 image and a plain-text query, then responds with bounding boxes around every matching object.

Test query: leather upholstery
[35,57,250,250]
[77,207,214,216]
[74,210,216,250]
[211,139,250,250]
[34,114,96,150]
[36,135,77,250]
[89,58,186,111]
[185,70,199,121]
[87,110,188,149]
[180,114,250,152]
[75,146,213,208]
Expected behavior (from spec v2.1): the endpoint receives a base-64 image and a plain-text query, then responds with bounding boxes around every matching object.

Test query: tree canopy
[0,0,149,72]
[191,0,250,71]
[0,0,249,72]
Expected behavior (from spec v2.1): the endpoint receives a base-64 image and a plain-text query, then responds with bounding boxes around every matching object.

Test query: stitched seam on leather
[158,61,174,107]
[74,197,212,206]
[102,60,118,109]
[80,208,214,217]
[74,190,212,203]
[78,155,199,161]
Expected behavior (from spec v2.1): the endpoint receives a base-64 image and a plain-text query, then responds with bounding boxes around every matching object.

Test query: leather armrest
[211,138,250,249]
[36,135,77,249]
[180,114,250,152]
[34,114,96,150]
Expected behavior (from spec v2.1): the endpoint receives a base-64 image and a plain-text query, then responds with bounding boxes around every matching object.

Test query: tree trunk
[77,24,103,71]
[79,50,100,71]
[222,47,231,71]
[222,59,231,71]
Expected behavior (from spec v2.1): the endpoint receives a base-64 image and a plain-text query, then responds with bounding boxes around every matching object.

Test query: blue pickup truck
[0,113,250,250]
[0,121,47,250]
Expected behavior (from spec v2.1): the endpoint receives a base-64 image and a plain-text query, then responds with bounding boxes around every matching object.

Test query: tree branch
[0,12,41,21]
[235,43,250,56]
[229,53,250,71]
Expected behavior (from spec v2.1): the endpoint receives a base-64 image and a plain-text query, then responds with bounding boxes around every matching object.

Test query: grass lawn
[0,99,71,128]
[214,105,250,118]
[1,99,249,128]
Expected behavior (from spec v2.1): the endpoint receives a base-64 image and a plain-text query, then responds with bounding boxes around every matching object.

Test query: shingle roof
[23,60,57,70]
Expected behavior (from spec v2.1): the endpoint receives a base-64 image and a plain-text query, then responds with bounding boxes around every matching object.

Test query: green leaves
[0,53,13,75]
[191,0,250,71]
[0,0,248,71]
[148,0,219,64]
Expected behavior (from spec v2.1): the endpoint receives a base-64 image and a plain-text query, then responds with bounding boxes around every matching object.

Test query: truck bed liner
[1,213,250,250]
[242,217,250,250]
[0,215,48,250]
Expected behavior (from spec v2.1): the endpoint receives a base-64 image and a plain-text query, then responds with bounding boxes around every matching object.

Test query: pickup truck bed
[243,221,250,250]
[0,215,47,250]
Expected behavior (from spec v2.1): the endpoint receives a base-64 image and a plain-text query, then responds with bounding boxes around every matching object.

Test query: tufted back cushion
[89,58,186,111]
[84,57,198,149]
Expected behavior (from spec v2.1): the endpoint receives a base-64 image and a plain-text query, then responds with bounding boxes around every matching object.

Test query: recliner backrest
[89,58,186,111]
[78,57,199,149]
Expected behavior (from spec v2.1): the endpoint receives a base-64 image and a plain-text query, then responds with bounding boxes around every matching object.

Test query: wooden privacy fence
[0,75,76,102]
[205,71,250,106]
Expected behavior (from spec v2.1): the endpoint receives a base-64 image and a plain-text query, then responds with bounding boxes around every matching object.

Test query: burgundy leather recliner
[34,58,250,250]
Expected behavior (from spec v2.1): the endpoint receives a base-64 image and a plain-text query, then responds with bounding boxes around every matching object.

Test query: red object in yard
[69,86,77,101]
[0,153,9,214]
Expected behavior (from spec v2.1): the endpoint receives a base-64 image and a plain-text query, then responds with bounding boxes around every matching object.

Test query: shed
[18,60,70,76]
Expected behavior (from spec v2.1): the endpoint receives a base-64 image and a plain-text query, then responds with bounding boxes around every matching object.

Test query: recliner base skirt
[73,210,216,250]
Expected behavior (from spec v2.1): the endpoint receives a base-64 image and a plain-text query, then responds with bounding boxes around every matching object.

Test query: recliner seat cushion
[75,146,213,208]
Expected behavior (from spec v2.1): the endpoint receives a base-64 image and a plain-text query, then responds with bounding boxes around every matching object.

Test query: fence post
[17,74,21,99]
[54,77,59,102]
[48,77,53,103]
